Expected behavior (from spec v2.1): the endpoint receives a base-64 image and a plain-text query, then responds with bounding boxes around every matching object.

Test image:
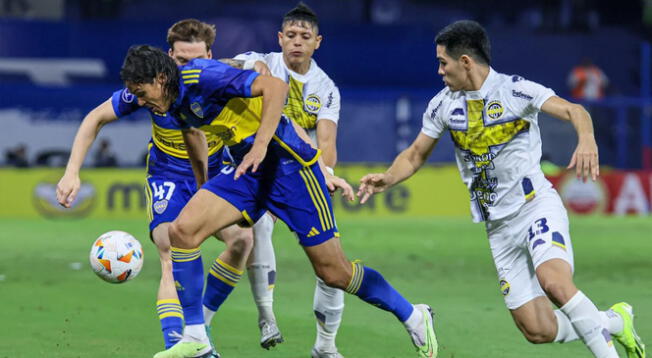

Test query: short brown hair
[167,19,216,51]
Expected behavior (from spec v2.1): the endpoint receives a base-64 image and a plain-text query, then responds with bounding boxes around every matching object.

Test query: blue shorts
[145,176,198,237]
[203,164,339,246]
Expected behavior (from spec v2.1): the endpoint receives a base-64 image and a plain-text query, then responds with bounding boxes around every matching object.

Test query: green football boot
[153,341,211,358]
[410,304,438,358]
[611,302,645,358]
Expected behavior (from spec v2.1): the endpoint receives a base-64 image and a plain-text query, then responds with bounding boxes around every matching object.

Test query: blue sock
[171,247,205,325]
[345,262,414,322]
[203,257,243,311]
[157,299,184,348]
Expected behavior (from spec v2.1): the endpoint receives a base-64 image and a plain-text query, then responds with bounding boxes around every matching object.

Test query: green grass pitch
[0,216,649,357]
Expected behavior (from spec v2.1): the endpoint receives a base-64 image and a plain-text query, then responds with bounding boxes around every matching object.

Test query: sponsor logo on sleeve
[121,89,135,103]
[512,90,533,100]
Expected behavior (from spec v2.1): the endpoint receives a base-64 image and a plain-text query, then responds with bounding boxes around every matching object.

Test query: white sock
[313,277,345,352]
[203,306,216,326]
[403,305,421,331]
[248,213,277,323]
[601,309,624,335]
[555,309,625,343]
[560,291,618,358]
[183,324,208,342]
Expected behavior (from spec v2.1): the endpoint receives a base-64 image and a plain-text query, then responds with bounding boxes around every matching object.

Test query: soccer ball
[89,231,144,283]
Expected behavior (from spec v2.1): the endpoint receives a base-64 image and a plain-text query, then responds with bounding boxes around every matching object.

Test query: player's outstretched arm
[541,96,599,182]
[358,133,438,204]
[235,75,288,179]
[182,127,209,188]
[56,98,119,208]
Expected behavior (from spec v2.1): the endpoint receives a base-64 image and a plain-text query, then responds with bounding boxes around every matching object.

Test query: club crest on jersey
[190,102,204,118]
[304,94,321,114]
[486,101,504,120]
[499,279,510,296]
[122,89,135,103]
[153,199,168,214]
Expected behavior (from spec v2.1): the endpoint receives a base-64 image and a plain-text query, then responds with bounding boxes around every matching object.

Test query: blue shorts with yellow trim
[203,164,338,246]
[145,176,198,237]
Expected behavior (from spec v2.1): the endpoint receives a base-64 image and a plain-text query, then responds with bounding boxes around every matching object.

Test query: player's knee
[541,280,576,306]
[169,220,195,247]
[226,230,253,259]
[315,268,349,290]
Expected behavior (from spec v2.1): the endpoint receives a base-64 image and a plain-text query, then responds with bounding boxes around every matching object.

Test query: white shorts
[485,188,574,310]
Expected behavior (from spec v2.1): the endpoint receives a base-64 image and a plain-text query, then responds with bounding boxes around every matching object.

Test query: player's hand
[325,174,355,201]
[56,172,81,208]
[357,173,393,204]
[567,136,599,182]
[253,61,271,76]
[235,145,267,180]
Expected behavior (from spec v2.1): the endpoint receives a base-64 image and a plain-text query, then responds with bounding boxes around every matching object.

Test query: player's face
[278,22,322,67]
[126,77,171,114]
[169,41,212,66]
[436,45,468,92]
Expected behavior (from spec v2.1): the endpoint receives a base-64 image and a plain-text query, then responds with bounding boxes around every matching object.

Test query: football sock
[203,257,243,324]
[171,247,205,326]
[247,213,277,323]
[157,298,184,349]
[554,309,624,343]
[313,277,345,352]
[344,262,414,322]
[560,291,618,358]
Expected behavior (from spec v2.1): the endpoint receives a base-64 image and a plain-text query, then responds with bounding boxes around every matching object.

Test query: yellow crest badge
[190,102,204,118]
[304,94,322,114]
[487,100,504,120]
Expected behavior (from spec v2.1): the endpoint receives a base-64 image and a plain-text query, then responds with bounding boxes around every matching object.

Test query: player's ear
[314,34,322,50]
[156,73,167,85]
[460,54,472,69]
[168,48,174,57]
[207,49,213,59]
[278,31,283,47]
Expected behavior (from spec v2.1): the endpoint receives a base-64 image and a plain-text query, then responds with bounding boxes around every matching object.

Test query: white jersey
[421,68,556,222]
[234,51,340,143]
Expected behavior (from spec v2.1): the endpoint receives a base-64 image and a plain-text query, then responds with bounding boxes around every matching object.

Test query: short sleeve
[421,91,447,139]
[317,85,340,125]
[111,88,141,117]
[184,61,260,100]
[507,76,556,118]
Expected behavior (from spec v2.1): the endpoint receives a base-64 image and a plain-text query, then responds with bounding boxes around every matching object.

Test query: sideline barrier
[1,167,649,220]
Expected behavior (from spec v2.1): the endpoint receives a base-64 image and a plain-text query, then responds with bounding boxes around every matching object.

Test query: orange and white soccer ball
[89,231,144,283]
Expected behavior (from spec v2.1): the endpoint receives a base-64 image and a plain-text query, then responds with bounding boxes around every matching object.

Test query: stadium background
[0,1,650,357]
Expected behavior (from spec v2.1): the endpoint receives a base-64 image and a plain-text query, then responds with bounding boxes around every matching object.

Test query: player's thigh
[524,190,574,272]
[510,295,557,343]
[487,217,547,310]
[146,176,195,251]
[173,189,243,246]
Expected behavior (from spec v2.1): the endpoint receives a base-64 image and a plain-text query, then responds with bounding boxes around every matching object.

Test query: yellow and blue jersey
[111,88,223,180]
[169,59,320,175]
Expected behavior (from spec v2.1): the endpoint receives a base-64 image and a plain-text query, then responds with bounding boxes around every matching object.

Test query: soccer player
[358,20,645,358]
[118,45,438,358]
[55,19,260,358]
[218,3,346,357]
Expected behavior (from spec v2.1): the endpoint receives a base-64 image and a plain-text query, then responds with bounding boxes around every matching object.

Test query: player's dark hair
[120,45,179,102]
[282,2,319,33]
[435,20,491,65]
[167,19,216,51]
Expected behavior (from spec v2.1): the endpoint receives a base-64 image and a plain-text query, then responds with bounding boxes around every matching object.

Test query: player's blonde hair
[167,19,216,51]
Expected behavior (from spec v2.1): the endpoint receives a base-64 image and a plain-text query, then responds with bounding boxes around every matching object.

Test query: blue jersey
[111,88,223,180]
[168,59,320,175]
